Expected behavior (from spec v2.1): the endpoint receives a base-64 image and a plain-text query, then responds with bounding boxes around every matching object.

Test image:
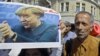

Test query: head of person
[15,7,44,29]
[75,11,94,39]
[59,20,66,31]
[64,21,71,33]
[25,49,42,56]
[19,48,49,56]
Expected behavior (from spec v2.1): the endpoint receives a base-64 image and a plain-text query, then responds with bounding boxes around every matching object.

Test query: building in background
[0,0,100,23]
[51,0,100,23]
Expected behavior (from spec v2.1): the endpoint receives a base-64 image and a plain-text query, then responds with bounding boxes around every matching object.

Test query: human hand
[0,21,14,38]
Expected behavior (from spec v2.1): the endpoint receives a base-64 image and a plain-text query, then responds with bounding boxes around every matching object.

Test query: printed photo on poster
[0,2,61,49]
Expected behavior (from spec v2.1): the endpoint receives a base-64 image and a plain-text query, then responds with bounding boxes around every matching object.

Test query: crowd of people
[0,6,100,56]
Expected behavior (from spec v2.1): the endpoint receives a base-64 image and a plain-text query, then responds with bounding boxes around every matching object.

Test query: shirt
[63,31,76,44]
[65,35,100,56]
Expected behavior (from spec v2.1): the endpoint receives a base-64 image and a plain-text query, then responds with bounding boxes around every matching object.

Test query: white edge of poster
[0,2,61,49]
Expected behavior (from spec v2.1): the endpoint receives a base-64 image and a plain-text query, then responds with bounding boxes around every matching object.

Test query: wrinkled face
[25,49,42,56]
[75,13,92,39]
[19,14,39,29]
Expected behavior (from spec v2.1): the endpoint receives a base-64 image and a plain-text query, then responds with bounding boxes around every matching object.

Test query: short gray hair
[75,11,94,25]
[64,21,71,27]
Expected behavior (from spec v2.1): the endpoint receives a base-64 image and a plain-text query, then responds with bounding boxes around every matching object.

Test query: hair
[18,48,49,56]
[15,6,44,18]
[64,21,71,27]
[75,11,94,26]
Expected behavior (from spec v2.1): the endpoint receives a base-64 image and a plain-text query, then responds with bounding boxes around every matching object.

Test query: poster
[0,2,61,49]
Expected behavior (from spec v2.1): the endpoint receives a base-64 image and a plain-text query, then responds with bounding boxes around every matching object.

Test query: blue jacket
[12,21,58,42]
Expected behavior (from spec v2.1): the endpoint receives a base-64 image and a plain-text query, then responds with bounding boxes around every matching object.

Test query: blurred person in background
[90,22,100,38]
[62,21,76,44]
[59,20,76,56]
[18,48,50,56]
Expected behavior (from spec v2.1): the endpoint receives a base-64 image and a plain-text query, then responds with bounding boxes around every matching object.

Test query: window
[33,0,39,5]
[60,2,69,12]
[91,6,95,16]
[18,0,32,4]
[94,8,95,15]
[99,9,100,16]
[60,3,64,12]
[82,3,85,11]
[24,0,28,3]
[66,2,69,11]
[76,3,80,12]
[91,6,93,14]
[93,0,98,3]
[19,0,24,3]
[0,0,6,1]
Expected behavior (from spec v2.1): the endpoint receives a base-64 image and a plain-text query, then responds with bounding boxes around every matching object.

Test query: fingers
[0,25,8,31]
[0,26,9,37]
[0,21,14,37]
[2,29,9,35]
[0,21,10,37]
[0,24,5,29]
[2,21,7,24]
[2,32,10,37]
[2,21,10,28]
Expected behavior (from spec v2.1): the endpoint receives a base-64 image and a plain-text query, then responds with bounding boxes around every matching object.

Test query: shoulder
[11,24,25,32]
[42,21,58,30]
[68,31,76,35]
[65,39,73,46]
[90,35,100,44]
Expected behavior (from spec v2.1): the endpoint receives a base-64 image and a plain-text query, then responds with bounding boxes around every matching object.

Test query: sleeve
[9,32,28,42]
[64,44,67,56]
[65,39,72,56]
[11,25,29,42]
[15,33,27,42]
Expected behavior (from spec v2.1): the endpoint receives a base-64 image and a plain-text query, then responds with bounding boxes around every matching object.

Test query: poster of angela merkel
[0,2,61,49]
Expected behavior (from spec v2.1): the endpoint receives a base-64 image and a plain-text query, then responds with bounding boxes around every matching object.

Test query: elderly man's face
[19,14,39,29]
[75,13,92,39]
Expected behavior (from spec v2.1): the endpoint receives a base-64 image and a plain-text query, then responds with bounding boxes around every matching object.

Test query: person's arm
[10,25,29,42]
[64,44,67,56]
[64,39,72,56]
[0,21,15,42]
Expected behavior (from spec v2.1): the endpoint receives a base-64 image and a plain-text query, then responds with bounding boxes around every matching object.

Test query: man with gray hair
[64,11,100,56]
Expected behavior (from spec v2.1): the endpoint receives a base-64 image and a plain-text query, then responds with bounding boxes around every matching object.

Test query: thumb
[2,21,9,25]
[2,21,10,28]
[2,21,7,24]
